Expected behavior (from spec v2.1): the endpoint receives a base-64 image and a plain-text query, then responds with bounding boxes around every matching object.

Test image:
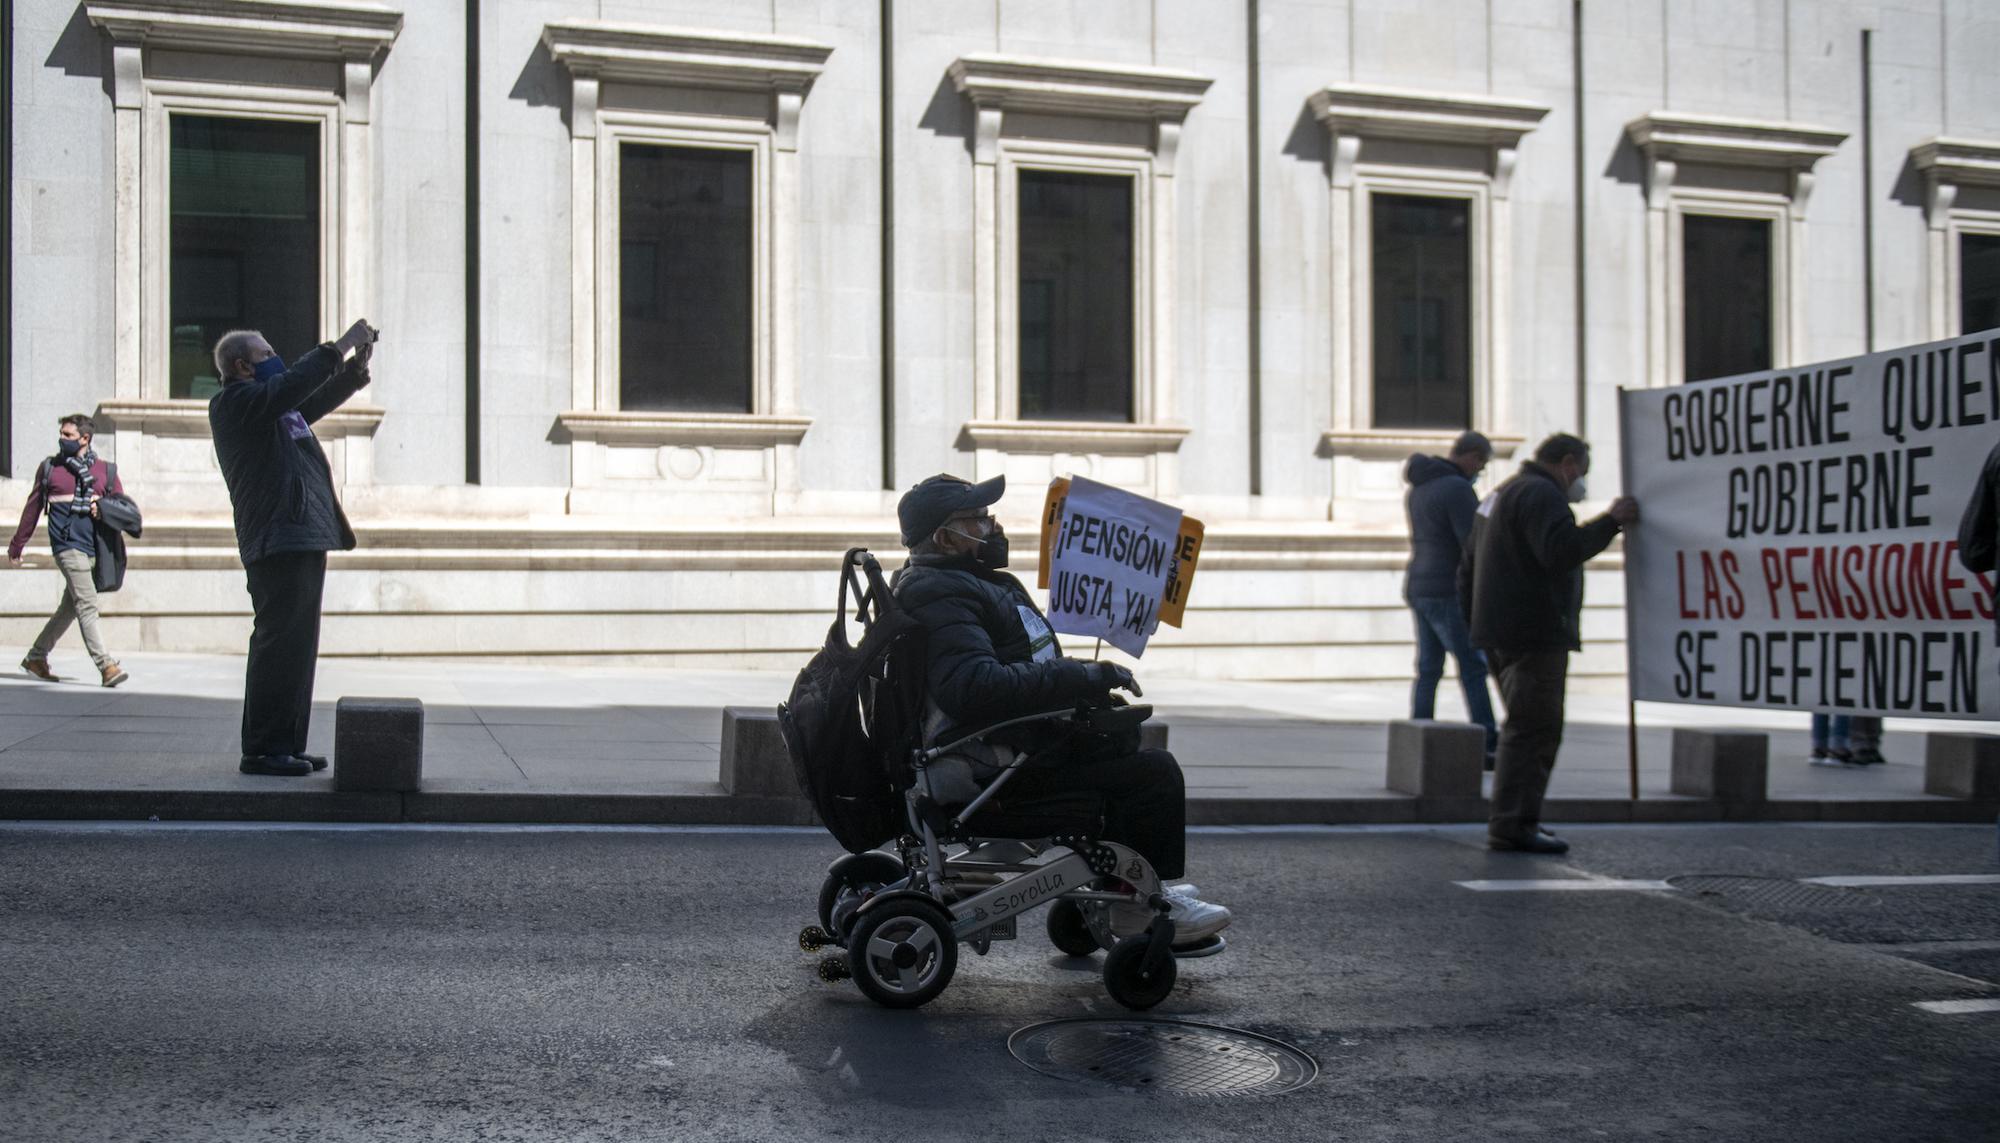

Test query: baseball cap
[897,473,1006,547]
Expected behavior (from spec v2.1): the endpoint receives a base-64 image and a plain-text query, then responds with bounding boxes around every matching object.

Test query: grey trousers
[1487,648,1569,842]
[30,550,113,670]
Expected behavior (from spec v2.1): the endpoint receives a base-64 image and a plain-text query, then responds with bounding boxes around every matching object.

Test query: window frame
[1912,137,2000,339]
[1952,220,2000,335]
[598,119,770,416]
[999,147,1149,424]
[147,92,341,402]
[1668,195,1789,385]
[1352,174,1488,433]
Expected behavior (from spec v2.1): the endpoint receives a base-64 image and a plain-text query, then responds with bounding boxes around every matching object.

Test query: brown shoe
[20,656,58,682]
[100,661,129,688]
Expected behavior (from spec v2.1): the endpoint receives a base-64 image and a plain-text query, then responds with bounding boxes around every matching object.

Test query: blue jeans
[1408,595,1498,756]
[1810,713,1850,751]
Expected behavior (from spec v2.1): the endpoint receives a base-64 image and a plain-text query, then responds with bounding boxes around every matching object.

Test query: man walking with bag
[1459,433,1638,854]
[1402,431,1498,768]
[209,320,376,777]
[9,414,129,687]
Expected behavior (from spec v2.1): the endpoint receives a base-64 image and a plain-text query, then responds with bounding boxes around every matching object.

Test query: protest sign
[1040,478,1205,630]
[1041,476,1183,656]
[1619,332,1999,719]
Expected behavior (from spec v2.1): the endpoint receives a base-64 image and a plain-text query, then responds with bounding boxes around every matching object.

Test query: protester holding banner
[1460,434,1638,854]
[890,473,1232,949]
[1961,438,2000,660]
[1402,432,1498,768]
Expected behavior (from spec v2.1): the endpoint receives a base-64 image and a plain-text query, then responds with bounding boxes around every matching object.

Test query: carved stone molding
[959,420,1190,456]
[555,410,811,449]
[948,54,1211,123]
[86,0,402,60]
[1625,111,1845,211]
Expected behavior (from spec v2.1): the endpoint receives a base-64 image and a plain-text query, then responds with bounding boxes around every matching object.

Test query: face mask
[1566,476,1588,504]
[944,526,1009,570]
[57,439,83,458]
[252,355,288,383]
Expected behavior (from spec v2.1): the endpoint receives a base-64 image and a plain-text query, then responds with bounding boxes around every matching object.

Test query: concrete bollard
[1670,729,1767,804]
[1924,733,2000,799]
[333,697,424,793]
[720,707,802,798]
[1386,720,1486,798]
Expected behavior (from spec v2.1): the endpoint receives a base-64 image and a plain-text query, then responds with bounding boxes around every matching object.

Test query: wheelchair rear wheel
[847,897,958,1009]
[1102,934,1177,1010]
[1045,899,1102,957]
[818,851,907,936]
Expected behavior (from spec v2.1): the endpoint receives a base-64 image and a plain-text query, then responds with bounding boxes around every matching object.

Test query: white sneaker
[1110,889,1232,947]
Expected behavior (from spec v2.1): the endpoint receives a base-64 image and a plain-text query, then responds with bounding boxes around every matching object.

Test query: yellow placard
[1037,477,1070,589]
[1157,516,1204,628]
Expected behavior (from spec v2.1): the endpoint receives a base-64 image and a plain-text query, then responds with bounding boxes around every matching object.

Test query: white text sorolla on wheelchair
[776,480,1221,1012]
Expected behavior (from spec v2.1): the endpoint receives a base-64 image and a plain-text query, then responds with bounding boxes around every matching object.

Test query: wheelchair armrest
[921,708,1078,763]
[1084,703,1152,735]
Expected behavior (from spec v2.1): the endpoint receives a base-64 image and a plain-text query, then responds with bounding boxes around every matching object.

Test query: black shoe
[239,753,312,777]
[1488,829,1570,854]
[1483,753,1496,773]
[298,754,329,771]
[1850,747,1886,766]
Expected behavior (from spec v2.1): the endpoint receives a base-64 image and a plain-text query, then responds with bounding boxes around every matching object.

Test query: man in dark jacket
[1959,438,2000,654]
[209,320,375,777]
[891,473,1230,948]
[1459,433,1637,853]
[1403,431,1496,766]
[8,414,129,687]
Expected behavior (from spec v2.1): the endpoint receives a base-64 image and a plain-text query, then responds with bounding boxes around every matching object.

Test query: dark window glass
[169,116,320,400]
[619,144,753,412]
[1962,233,2000,335]
[1682,214,1772,383]
[1370,194,1471,429]
[1018,169,1133,422]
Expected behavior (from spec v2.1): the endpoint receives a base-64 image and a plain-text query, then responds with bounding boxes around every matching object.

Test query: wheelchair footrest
[1170,934,1228,960]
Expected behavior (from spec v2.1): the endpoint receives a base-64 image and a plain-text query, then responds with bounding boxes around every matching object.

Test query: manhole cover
[1008,1018,1317,1097]
[1667,875,1878,912]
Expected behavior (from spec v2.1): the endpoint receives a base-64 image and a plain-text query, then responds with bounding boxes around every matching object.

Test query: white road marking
[1805,874,2000,888]
[1911,999,2000,1015]
[1454,879,1676,892]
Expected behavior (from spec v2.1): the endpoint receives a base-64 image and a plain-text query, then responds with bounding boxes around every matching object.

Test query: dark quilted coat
[208,343,369,567]
[891,553,1108,741]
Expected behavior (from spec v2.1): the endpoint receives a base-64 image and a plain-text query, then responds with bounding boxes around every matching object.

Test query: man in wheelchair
[892,473,1232,949]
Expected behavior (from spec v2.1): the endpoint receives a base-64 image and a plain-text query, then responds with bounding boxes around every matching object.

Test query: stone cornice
[541,20,832,92]
[948,53,1211,122]
[959,420,1191,455]
[1910,137,2000,189]
[1624,111,1845,171]
[556,410,812,449]
[1309,84,1548,148]
[85,0,402,59]
[95,398,384,439]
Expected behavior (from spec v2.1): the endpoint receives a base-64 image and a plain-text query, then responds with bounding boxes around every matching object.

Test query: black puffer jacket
[1458,462,1622,654]
[1403,452,1478,600]
[892,554,1108,741]
[1958,438,2000,641]
[208,344,368,567]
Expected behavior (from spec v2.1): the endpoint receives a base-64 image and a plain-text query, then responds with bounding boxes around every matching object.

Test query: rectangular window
[1962,232,2000,336]
[169,116,321,401]
[1370,194,1471,429]
[1682,214,1772,383]
[1017,169,1133,422]
[618,144,753,413]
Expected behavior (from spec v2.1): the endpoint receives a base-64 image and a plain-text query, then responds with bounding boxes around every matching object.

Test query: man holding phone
[208,319,377,777]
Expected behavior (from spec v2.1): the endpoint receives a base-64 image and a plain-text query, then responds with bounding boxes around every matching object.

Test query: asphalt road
[2,822,1996,1141]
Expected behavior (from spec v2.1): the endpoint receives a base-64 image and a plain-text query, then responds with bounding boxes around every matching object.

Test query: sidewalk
[1,652,1995,824]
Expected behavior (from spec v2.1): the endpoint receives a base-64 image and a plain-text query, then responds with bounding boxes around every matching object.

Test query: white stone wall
[4,0,1995,677]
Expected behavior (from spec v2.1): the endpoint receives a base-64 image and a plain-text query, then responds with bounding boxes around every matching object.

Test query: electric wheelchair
[781,550,1225,1012]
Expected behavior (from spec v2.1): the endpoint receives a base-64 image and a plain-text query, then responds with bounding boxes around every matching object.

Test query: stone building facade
[3,0,1998,678]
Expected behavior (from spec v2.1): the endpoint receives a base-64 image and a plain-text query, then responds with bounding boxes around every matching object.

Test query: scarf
[61,449,97,513]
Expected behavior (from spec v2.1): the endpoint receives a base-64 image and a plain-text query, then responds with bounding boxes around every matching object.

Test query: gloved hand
[1090,661,1142,697]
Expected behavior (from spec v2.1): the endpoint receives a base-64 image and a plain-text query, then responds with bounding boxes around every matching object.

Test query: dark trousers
[241,550,327,757]
[1487,648,1569,842]
[1001,747,1188,879]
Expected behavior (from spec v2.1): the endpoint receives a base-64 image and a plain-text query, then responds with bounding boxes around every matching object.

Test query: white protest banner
[1619,332,1999,719]
[1044,476,1183,657]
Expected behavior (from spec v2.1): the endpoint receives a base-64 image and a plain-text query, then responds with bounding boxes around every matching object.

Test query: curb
[3,788,1994,827]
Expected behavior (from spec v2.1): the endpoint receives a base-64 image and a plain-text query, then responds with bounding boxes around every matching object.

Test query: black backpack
[777,549,927,853]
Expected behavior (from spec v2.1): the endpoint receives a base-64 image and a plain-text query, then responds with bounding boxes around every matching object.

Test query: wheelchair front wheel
[1046,899,1102,957]
[1102,934,1177,1010]
[847,897,958,1009]
[818,851,906,936]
